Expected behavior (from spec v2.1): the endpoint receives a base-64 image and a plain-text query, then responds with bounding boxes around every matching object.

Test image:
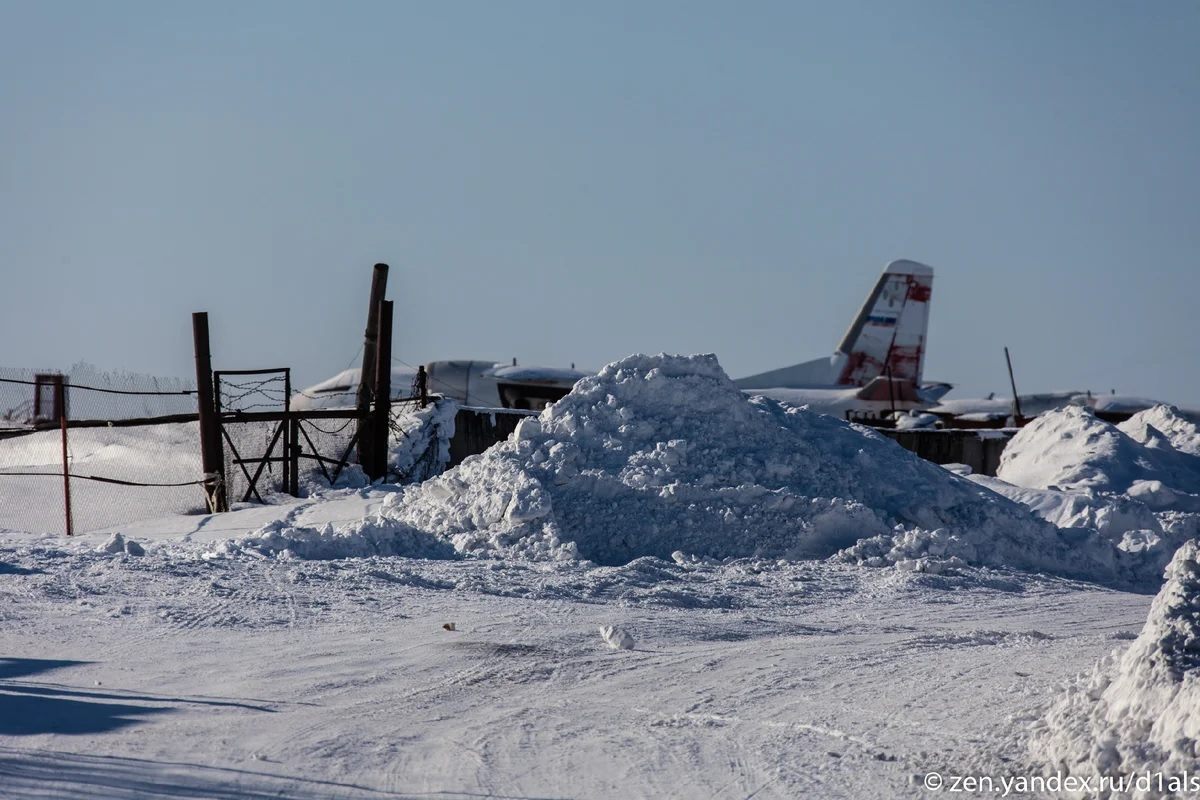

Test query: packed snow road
[0,531,1149,799]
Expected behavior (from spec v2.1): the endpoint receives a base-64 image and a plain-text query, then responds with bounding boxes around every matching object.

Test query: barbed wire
[0,471,206,488]
[300,416,356,436]
[218,375,289,410]
[0,376,196,396]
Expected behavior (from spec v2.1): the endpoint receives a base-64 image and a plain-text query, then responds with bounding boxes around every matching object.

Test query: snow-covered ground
[2,354,1199,798]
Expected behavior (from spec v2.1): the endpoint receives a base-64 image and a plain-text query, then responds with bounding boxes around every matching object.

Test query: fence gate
[213,368,365,504]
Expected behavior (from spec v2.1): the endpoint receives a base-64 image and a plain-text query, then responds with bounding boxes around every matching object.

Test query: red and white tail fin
[834,259,933,387]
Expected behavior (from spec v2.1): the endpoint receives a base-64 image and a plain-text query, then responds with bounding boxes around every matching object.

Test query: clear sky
[2,1,1198,404]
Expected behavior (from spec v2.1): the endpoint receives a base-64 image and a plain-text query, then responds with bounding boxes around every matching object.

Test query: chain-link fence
[0,367,206,536]
[0,364,457,535]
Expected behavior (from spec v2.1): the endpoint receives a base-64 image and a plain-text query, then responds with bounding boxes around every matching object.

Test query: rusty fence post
[56,377,73,536]
[369,299,393,481]
[356,264,389,471]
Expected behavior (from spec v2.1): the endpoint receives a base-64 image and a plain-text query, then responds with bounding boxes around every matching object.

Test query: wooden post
[57,379,73,536]
[356,263,389,471]
[369,300,394,481]
[418,365,428,409]
[193,312,228,512]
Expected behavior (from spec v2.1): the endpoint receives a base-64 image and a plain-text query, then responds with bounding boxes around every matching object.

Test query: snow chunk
[600,625,635,650]
[97,533,144,556]
[1031,540,1200,792]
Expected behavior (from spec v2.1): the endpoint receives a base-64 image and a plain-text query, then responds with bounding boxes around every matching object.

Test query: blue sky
[2,1,1198,404]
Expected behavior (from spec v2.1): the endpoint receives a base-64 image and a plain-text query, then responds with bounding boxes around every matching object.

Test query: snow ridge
[1119,405,1200,457]
[1031,539,1200,797]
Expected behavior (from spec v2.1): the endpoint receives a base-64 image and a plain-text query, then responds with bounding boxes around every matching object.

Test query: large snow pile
[1031,540,1200,796]
[223,354,1129,581]
[997,406,1200,495]
[969,407,1200,578]
[1119,405,1200,457]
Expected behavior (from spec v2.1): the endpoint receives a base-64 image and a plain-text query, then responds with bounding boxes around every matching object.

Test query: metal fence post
[356,263,389,471]
[370,299,394,481]
[56,378,73,536]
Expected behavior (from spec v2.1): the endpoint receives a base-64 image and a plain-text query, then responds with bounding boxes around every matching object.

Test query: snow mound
[348,353,1119,578]
[894,411,941,430]
[967,474,1200,574]
[997,406,1200,495]
[207,517,457,561]
[97,533,145,556]
[1031,540,1200,794]
[1119,405,1200,457]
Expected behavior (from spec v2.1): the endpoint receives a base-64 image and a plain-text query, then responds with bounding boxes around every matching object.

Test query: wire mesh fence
[0,367,206,535]
[0,362,456,535]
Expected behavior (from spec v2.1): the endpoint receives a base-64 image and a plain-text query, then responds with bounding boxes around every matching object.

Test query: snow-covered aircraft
[294,259,945,420]
[929,391,1200,426]
[734,259,949,420]
[290,361,589,411]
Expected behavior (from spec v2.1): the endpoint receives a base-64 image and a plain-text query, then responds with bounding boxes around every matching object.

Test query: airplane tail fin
[833,259,933,387]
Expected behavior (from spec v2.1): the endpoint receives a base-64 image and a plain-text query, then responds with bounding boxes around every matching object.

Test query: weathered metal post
[193,312,228,512]
[369,300,394,481]
[56,378,73,536]
[1004,346,1023,421]
[289,417,300,496]
[281,368,292,494]
[356,263,389,472]
[417,365,428,409]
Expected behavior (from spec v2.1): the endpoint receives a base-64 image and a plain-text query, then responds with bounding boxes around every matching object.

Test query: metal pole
[418,365,428,409]
[282,368,291,494]
[356,263,389,471]
[370,300,394,481]
[193,312,227,512]
[1004,347,1023,420]
[289,418,300,496]
[57,378,73,536]
[886,365,896,420]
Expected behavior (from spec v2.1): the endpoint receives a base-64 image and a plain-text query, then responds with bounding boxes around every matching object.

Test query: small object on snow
[600,625,634,650]
[97,533,145,556]
[99,533,126,554]
[442,622,456,631]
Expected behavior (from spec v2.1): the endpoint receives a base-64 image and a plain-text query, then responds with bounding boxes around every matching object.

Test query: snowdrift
[967,407,1200,579]
[224,354,1130,582]
[1119,404,1200,457]
[1031,540,1200,795]
[997,405,1200,496]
